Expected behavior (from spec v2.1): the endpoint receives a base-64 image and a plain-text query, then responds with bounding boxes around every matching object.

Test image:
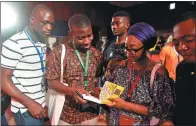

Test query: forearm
[47,80,74,96]
[123,101,148,116]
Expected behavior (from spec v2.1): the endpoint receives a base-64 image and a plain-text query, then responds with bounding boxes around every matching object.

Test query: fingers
[108,98,116,102]
[77,89,90,96]
[75,96,87,104]
[31,108,46,119]
[35,114,41,119]
[43,107,48,117]
[106,102,116,107]
[42,109,48,118]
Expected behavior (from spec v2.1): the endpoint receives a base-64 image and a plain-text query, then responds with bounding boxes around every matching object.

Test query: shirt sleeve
[148,74,174,121]
[46,45,62,80]
[160,46,167,65]
[1,39,23,69]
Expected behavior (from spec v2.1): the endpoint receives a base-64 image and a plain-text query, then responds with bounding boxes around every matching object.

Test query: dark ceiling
[109,1,146,8]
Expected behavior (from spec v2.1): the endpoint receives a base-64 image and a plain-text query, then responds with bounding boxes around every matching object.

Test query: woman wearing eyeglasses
[104,22,174,125]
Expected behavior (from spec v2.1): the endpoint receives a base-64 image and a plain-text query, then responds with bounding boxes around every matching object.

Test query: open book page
[82,94,101,104]
[82,81,124,104]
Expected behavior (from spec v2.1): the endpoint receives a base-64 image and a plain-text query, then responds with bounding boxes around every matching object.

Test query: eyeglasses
[125,46,144,54]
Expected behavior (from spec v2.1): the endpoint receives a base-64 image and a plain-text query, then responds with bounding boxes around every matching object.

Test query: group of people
[1,4,195,126]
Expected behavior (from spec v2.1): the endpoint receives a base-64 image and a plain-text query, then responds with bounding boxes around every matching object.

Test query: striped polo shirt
[1,27,46,113]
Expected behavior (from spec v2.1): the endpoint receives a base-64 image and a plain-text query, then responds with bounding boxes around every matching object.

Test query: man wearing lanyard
[46,14,102,125]
[1,4,54,125]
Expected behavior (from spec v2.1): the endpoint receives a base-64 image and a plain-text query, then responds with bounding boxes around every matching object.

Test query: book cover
[82,81,124,104]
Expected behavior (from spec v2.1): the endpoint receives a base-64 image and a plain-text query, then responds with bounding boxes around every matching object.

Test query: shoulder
[2,31,27,53]
[90,46,102,57]
[148,60,169,77]
[50,44,66,60]
[3,31,26,45]
[156,65,169,77]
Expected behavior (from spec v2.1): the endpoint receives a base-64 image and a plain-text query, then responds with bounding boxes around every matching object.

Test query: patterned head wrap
[128,22,157,50]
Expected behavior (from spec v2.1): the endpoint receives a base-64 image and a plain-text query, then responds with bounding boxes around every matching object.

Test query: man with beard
[1,4,54,125]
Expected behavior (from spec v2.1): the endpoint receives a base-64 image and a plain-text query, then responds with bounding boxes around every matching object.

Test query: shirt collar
[25,27,41,43]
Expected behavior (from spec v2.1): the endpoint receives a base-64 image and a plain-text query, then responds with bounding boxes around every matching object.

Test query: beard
[75,44,90,52]
[34,30,48,44]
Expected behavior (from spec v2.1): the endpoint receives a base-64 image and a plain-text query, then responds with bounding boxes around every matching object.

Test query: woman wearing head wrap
[104,22,174,125]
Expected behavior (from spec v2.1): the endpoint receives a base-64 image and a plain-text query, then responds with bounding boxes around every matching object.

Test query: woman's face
[125,35,144,62]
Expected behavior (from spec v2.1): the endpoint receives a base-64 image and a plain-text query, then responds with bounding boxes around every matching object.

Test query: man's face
[70,25,93,50]
[173,19,196,62]
[111,16,129,36]
[31,9,54,37]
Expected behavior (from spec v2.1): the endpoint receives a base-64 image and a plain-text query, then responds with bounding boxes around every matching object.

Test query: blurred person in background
[160,38,183,81]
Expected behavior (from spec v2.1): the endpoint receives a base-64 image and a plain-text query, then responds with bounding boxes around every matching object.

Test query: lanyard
[75,49,90,87]
[127,70,143,98]
[24,29,45,73]
[127,62,144,98]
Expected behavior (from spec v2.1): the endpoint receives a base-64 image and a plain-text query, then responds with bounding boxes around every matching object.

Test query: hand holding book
[79,81,124,104]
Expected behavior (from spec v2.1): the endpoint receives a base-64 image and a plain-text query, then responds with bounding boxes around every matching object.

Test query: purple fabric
[128,22,157,50]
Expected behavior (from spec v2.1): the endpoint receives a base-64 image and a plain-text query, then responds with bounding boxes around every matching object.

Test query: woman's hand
[91,87,101,98]
[106,98,126,109]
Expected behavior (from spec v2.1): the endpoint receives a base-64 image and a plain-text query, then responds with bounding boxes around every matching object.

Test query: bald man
[1,4,54,125]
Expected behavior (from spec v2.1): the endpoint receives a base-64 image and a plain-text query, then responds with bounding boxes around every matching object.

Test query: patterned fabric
[46,40,102,124]
[103,40,126,66]
[107,66,174,125]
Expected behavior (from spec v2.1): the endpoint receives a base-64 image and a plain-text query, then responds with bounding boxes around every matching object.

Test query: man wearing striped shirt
[1,4,54,125]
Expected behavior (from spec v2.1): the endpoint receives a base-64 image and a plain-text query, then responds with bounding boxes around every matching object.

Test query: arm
[1,68,35,108]
[46,45,89,104]
[123,101,148,116]
[148,66,174,120]
[47,80,74,96]
[1,39,46,118]
[108,98,148,116]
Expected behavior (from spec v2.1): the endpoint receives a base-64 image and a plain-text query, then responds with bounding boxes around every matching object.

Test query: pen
[75,90,83,98]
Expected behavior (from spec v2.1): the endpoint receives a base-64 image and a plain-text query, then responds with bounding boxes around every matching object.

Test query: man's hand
[27,100,46,119]
[43,106,49,118]
[92,87,101,98]
[106,98,126,109]
[72,89,90,104]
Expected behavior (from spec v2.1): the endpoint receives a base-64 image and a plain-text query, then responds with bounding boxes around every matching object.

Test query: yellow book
[99,81,124,104]
[82,81,124,104]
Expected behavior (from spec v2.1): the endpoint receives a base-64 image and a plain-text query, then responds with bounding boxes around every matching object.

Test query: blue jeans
[1,113,8,126]
[13,111,44,125]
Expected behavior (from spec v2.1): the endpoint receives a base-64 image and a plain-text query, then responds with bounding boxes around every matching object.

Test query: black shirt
[103,40,126,67]
[173,61,196,125]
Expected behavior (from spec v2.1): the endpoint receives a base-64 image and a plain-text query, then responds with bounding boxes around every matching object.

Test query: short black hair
[68,14,91,30]
[175,11,196,25]
[112,11,131,23]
